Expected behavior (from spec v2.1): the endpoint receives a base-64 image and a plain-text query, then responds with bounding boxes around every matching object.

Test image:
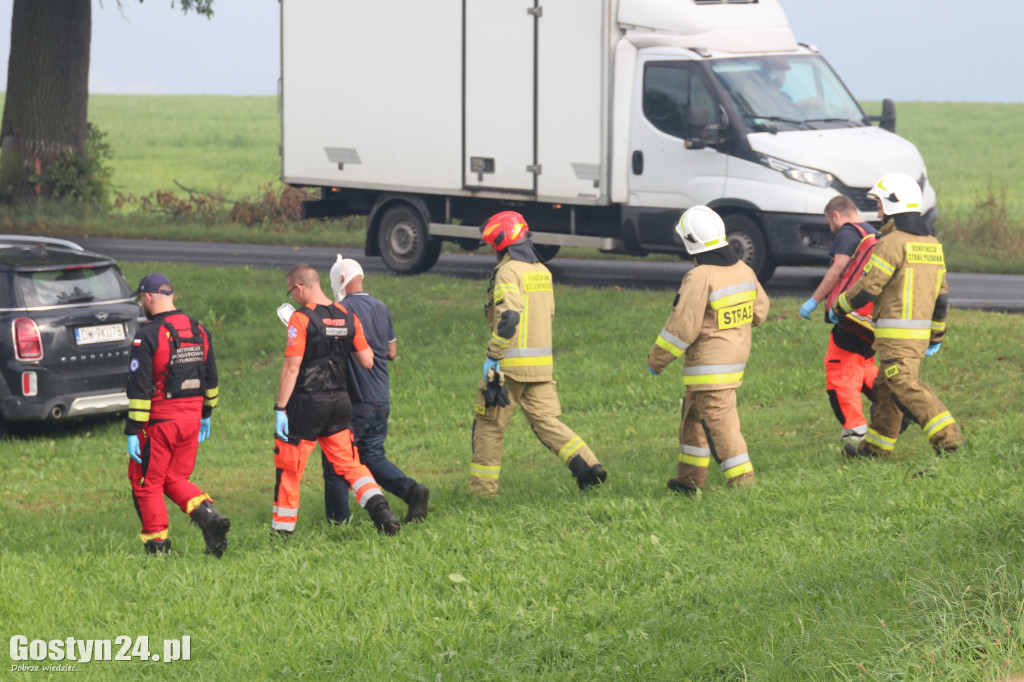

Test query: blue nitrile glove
[483,357,500,383]
[827,308,839,324]
[926,342,942,357]
[648,366,661,376]
[127,435,141,464]
[275,409,289,440]
[799,297,819,320]
[199,417,211,443]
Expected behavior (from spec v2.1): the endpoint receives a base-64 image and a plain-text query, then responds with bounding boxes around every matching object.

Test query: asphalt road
[73,237,1024,313]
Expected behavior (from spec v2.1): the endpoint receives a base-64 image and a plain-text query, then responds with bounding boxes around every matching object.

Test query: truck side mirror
[868,98,897,133]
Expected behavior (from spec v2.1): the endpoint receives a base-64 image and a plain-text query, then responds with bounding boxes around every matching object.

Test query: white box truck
[280,0,936,282]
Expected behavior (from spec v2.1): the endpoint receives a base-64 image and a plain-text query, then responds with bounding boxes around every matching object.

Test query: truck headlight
[759,155,834,188]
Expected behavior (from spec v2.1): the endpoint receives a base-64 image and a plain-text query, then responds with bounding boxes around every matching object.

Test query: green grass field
[2,264,1023,679]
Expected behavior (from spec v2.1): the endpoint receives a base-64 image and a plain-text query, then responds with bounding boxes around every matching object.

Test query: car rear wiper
[59,293,96,303]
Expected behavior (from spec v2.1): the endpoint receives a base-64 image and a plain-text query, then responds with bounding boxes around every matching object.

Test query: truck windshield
[709,55,866,132]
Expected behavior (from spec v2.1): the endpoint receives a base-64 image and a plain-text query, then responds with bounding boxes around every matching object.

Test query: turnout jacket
[647,260,770,390]
[833,218,948,359]
[126,310,218,435]
[485,254,555,382]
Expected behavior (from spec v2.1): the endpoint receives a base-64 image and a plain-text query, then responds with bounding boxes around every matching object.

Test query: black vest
[160,315,208,400]
[294,304,353,393]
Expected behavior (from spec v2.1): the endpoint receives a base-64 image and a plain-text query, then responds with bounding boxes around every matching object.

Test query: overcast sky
[0,0,1022,102]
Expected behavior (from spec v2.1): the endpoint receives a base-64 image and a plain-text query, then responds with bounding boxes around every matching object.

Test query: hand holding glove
[926,342,942,357]
[483,368,510,408]
[199,417,211,443]
[483,357,500,383]
[275,409,289,440]
[799,297,819,320]
[127,435,141,464]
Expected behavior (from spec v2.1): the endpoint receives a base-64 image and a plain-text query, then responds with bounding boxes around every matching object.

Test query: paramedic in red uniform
[125,272,230,557]
[273,264,401,535]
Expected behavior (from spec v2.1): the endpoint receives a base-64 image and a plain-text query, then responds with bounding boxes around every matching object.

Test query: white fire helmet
[676,206,728,255]
[329,253,364,301]
[866,173,922,216]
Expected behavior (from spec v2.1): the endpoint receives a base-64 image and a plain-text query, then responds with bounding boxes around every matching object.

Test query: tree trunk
[0,0,91,200]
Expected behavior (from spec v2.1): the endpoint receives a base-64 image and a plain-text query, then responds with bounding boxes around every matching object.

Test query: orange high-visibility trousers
[824,336,877,431]
[272,428,382,532]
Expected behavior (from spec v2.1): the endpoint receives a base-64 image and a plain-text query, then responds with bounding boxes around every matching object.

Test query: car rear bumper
[0,387,128,422]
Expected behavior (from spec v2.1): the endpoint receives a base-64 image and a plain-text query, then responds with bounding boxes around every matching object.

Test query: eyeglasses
[286,283,300,300]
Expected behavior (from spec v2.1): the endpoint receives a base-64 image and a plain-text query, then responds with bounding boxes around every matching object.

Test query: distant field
[1,95,1021,269]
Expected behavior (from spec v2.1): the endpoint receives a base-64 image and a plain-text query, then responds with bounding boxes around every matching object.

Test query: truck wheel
[534,244,560,263]
[723,213,776,283]
[377,205,442,274]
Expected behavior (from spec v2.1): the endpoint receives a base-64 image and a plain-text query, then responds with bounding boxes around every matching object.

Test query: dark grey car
[0,235,142,435]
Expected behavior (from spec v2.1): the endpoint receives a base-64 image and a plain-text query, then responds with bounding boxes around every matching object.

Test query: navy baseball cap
[132,272,173,296]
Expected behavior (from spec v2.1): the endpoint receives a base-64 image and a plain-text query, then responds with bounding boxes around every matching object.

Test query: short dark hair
[286,264,318,287]
[824,194,858,216]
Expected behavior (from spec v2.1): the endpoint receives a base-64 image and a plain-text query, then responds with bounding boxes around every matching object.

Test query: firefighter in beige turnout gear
[647,206,770,494]
[834,173,964,457]
[471,211,607,496]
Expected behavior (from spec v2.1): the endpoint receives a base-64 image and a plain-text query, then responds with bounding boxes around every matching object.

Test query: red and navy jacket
[125,310,219,435]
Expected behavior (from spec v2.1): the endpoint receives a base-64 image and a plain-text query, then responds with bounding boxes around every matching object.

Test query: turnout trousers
[129,418,211,543]
[824,336,877,432]
[862,354,964,456]
[675,388,755,490]
[470,377,599,496]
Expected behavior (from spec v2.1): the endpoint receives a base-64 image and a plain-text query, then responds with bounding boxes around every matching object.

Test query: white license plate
[75,323,126,345]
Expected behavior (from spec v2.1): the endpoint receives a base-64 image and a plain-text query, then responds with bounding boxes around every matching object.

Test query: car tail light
[21,371,38,397]
[13,318,44,361]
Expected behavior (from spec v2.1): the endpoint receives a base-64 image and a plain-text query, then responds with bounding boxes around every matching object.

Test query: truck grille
[830,180,877,213]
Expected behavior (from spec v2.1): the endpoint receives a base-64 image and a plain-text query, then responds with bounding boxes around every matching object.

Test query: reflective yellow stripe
[903,267,914,320]
[470,463,501,479]
[837,291,853,315]
[185,494,211,515]
[931,320,946,333]
[864,428,897,452]
[709,290,756,310]
[923,411,955,438]
[679,454,710,467]
[874,327,930,340]
[558,437,585,462]
[490,333,511,348]
[868,253,894,276]
[501,356,552,368]
[520,293,529,349]
[128,410,150,422]
[129,398,151,410]
[655,334,685,358]
[139,529,168,543]
[722,461,753,480]
[683,371,744,386]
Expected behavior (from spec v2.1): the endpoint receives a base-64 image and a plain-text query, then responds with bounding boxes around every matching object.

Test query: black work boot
[667,479,697,496]
[569,455,607,491]
[365,495,401,535]
[191,500,231,557]
[844,442,878,459]
[144,539,171,555]
[404,483,430,523]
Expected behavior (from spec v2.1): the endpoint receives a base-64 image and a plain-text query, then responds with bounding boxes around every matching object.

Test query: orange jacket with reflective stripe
[647,261,769,390]
[485,255,555,382]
